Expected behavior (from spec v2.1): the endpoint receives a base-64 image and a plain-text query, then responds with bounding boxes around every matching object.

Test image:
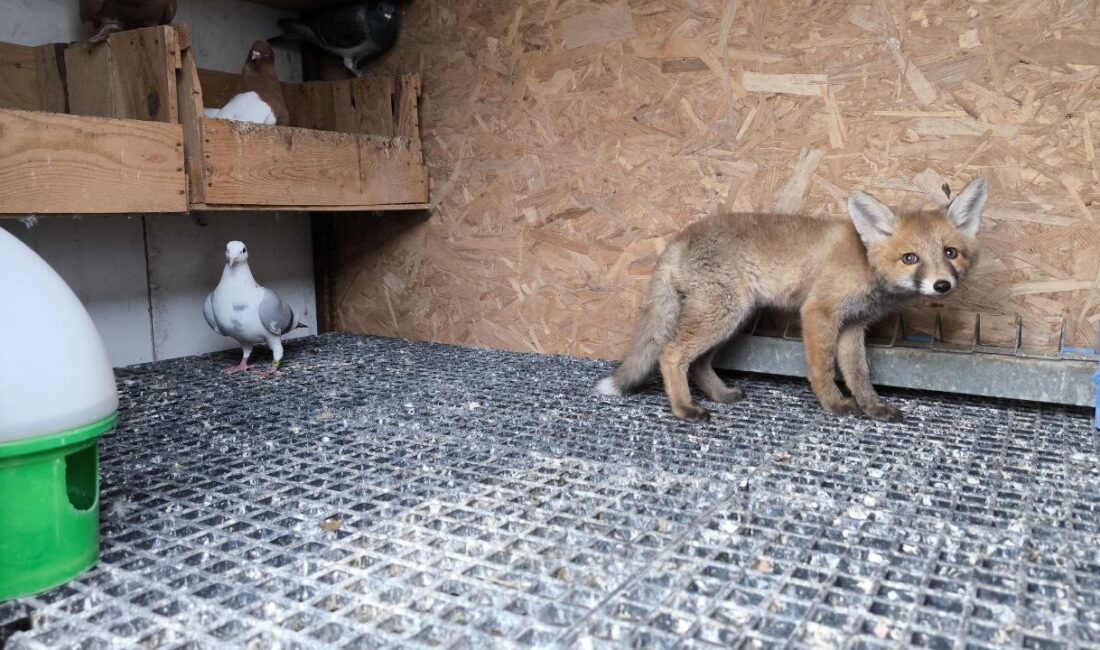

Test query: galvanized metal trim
[715,334,1096,407]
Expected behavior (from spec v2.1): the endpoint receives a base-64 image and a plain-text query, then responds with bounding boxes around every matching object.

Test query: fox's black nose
[933,280,952,293]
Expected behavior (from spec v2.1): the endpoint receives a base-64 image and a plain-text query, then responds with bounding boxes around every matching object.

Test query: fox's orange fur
[598,178,988,422]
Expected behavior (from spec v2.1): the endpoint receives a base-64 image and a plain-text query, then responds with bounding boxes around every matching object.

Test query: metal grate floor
[2,333,1098,649]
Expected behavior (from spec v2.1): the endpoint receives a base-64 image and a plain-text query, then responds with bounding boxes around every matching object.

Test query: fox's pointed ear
[946,177,987,238]
[848,191,899,246]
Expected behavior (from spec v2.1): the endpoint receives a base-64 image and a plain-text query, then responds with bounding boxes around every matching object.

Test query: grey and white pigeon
[270,2,398,77]
[203,241,304,378]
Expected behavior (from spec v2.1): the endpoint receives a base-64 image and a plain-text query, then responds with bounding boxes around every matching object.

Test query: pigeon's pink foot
[256,365,279,379]
[224,361,250,374]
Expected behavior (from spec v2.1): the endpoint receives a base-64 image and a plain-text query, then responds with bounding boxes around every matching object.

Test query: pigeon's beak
[249,50,261,61]
[228,257,238,267]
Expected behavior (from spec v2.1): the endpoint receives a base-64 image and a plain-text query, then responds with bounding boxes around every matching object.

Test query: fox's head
[847,178,987,297]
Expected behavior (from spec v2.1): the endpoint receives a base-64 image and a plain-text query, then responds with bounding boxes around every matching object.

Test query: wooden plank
[0,42,40,110]
[395,74,421,149]
[34,44,68,113]
[280,77,394,134]
[200,118,427,208]
[64,39,114,117]
[360,139,429,205]
[196,68,239,109]
[200,118,368,206]
[281,80,338,131]
[65,25,179,122]
[175,26,207,205]
[0,109,186,214]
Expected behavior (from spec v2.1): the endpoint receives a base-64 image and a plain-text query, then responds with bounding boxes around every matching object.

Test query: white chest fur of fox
[597,178,989,422]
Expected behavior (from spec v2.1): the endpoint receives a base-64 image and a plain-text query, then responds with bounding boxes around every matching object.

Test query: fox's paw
[712,386,746,404]
[674,404,711,423]
[823,398,860,417]
[864,403,905,423]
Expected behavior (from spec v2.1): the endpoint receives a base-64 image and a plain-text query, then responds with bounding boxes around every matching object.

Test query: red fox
[597,178,988,422]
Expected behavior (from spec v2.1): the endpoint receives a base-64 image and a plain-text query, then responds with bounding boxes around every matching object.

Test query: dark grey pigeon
[270,2,398,77]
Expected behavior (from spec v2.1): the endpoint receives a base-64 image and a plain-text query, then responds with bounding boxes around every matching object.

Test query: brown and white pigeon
[205,41,289,126]
[79,0,178,43]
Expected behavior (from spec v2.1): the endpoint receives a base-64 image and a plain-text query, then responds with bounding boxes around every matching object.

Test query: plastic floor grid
[1,333,1098,649]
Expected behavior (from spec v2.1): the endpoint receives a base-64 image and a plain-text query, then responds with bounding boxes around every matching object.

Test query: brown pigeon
[237,41,289,126]
[80,0,178,43]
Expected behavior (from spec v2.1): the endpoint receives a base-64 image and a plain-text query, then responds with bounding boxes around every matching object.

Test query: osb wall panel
[331,0,1100,358]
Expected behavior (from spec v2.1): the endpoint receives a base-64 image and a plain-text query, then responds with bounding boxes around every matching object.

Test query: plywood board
[0,109,187,214]
[327,0,1100,357]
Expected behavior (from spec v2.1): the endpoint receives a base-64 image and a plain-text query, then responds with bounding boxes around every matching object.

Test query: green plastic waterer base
[0,413,117,602]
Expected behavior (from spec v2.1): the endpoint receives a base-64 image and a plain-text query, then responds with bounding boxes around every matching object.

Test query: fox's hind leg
[660,300,751,422]
[691,350,745,404]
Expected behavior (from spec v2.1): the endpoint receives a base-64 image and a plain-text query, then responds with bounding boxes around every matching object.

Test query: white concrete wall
[0,0,315,367]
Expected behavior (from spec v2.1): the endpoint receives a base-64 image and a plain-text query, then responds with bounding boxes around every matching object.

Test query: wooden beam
[0,109,187,214]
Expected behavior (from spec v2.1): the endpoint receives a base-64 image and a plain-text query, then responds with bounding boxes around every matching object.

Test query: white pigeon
[203,241,303,377]
[204,91,276,125]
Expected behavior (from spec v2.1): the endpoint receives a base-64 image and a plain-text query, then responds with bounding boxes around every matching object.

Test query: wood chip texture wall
[331,0,1100,358]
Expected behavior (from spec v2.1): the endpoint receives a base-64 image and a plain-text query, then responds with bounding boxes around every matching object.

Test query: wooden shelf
[0,25,429,215]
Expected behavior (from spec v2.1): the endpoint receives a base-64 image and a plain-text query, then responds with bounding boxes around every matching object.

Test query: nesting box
[0,25,428,214]
[0,228,118,601]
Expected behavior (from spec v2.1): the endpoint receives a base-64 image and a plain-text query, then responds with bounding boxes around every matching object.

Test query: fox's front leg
[800,303,859,416]
[837,324,904,422]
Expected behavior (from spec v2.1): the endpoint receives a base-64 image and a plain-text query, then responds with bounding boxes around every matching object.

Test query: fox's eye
[902,253,919,265]
[944,247,957,259]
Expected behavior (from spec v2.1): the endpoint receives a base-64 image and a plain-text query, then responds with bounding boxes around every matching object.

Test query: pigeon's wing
[161,0,178,23]
[203,292,223,335]
[258,288,296,336]
[305,6,375,49]
[80,0,105,22]
[203,107,221,118]
[276,17,319,42]
[215,92,275,125]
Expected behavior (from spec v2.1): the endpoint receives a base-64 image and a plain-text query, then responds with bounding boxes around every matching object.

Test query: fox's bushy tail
[597,243,683,396]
